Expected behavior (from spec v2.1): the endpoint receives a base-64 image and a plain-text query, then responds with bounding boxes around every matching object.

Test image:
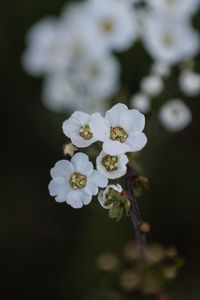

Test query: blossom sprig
[48,103,147,211]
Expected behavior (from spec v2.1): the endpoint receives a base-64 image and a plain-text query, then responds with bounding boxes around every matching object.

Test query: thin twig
[125,165,147,261]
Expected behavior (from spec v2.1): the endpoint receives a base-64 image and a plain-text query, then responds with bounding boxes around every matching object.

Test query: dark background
[1,0,200,299]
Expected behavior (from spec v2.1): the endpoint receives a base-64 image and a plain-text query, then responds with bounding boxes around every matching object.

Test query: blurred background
[1,0,200,299]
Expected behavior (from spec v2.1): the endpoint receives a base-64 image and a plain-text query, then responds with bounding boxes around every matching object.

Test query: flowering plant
[22,0,200,297]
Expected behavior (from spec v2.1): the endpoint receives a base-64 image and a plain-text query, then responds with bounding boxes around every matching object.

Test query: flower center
[106,187,117,200]
[165,0,176,6]
[110,126,128,143]
[70,172,87,189]
[162,33,174,47]
[102,19,114,33]
[102,155,118,172]
[89,64,101,78]
[171,107,179,115]
[79,124,93,140]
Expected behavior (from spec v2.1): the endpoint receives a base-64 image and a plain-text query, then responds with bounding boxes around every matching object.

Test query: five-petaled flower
[62,111,97,147]
[48,152,108,208]
[97,150,128,179]
[89,103,147,155]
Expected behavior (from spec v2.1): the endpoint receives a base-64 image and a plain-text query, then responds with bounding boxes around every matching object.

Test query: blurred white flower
[62,111,97,148]
[48,153,108,208]
[148,0,200,20]
[22,17,70,76]
[85,0,137,52]
[142,14,200,65]
[90,103,147,155]
[98,184,123,209]
[42,52,120,113]
[134,7,149,38]
[141,75,164,97]
[179,70,200,96]
[151,61,171,78]
[42,72,109,114]
[61,2,106,59]
[159,99,192,132]
[75,53,120,101]
[96,150,128,179]
[42,73,80,112]
[130,93,151,113]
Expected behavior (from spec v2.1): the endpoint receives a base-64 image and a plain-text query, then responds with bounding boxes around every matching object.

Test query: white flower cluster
[48,103,147,208]
[131,62,193,132]
[22,0,137,113]
[142,0,200,65]
[131,0,200,132]
[23,0,199,132]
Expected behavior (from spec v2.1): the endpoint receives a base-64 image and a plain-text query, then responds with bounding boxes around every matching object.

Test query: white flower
[90,103,147,155]
[42,71,110,114]
[151,61,171,78]
[141,75,164,97]
[130,93,151,114]
[142,14,200,65]
[62,111,97,148]
[179,70,200,96]
[96,151,128,179]
[75,53,120,101]
[60,2,106,59]
[42,73,79,112]
[159,99,192,132]
[85,0,137,52]
[98,184,123,209]
[148,0,200,20]
[48,153,108,209]
[22,17,70,76]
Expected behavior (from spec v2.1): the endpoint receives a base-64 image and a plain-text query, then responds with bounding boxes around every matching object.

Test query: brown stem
[125,165,147,261]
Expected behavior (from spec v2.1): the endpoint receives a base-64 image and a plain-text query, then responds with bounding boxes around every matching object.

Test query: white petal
[125,132,147,152]
[103,140,129,155]
[87,170,108,193]
[105,103,128,126]
[72,111,91,126]
[71,152,93,176]
[48,180,70,203]
[84,177,99,195]
[55,190,69,203]
[98,190,111,209]
[66,190,92,208]
[120,153,129,166]
[53,176,66,185]
[89,113,110,141]
[120,109,145,132]
[62,117,80,139]
[71,133,96,148]
[50,160,74,178]
[48,180,59,196]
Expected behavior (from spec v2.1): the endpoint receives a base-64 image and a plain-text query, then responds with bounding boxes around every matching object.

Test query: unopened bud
[96,253,120,272]
[119,269,141,292]
[140,222,151,233]
[63,142,78,157]
[146,244,165,265]
[163,266,178,279]
[122,241,140,261]
[165,247,177,258]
